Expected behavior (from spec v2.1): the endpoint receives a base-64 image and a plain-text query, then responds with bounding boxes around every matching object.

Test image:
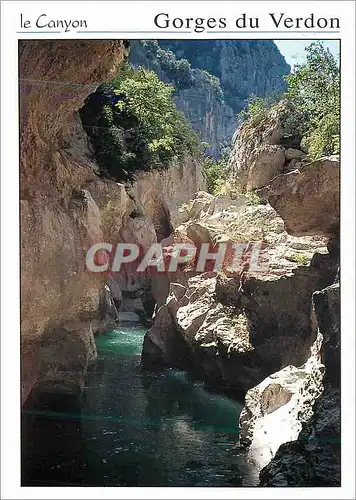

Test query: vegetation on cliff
[239,42,340,160]
[129,40,223,96]
[159,40,290,112]
[130,40,290,155]
[286,42,340,158]
[80,66,199,182]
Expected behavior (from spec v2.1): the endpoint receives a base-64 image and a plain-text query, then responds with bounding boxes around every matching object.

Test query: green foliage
[245,191,262,206]
[285,253,310,266]
[238,94,278,125]
[306,112,340,158]
[135,40,195,90]
[238,42,340,160]
[80,66,199,181]
[212,179,239,198]
[202,152,229,194]
[159,40,290,113]
[285,42,340,158]
[286,42,339,120]
[198,71,224,102]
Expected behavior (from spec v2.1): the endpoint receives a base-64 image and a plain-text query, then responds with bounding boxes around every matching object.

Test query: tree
[80,66,199,181]
[111,66,199,167]
[285,42,340,157]
[239,42,340,160]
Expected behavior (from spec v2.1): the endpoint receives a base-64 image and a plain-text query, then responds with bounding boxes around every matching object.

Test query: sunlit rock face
[239,333,324,472]
[228,101,310,191]
[142,190,338,393]
[227,112,340,483]
[259,156,340,237]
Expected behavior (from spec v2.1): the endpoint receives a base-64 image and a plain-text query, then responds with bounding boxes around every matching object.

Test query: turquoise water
[22,326,254,486]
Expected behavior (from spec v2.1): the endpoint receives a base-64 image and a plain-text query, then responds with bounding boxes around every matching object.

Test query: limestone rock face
[259,281,340,486]
[313,283,340,386]
[259,157,340,237]
[129,158,205,235]
[20,40,127,403]
[227,145,341,484]
[20,41,204,404]
[228,101,308,191]
[259,388,340,486]
[142,191,337,393]
[239,334,323,472]
[246,146,285,190]
[172,80,236,157]
[186,222,213,245]
[285,148,304,161]
[142,298,191,370]
[144,263,334,394]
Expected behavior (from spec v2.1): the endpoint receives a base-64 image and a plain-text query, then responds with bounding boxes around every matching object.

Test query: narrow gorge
[20,40,340,488]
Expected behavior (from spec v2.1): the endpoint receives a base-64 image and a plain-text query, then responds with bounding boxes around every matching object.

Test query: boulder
[259,157,340,237]
[186,222,213,245]
[284,148,304,161]
[228,101,296,192]
[239,333,323,471]
[246,145,285,190]
[142,301,191,368]
[179,191,215,223]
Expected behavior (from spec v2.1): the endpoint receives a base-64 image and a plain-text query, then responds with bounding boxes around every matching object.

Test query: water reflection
[22,327,254,487]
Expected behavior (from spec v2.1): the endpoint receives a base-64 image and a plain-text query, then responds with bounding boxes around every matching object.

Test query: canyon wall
[255,167,340,485]
[20,40,204,404]
[142,105,340,484]
[130,40,290,155]
[142,103,339,393]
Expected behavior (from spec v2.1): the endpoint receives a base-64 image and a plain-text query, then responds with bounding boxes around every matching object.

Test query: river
[22,325,256,487]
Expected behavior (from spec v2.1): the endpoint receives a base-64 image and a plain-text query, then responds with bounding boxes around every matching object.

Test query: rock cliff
[130,40,290,156]
[160,40,290,113]
[232,124,340,481]
[20,40,204,404]
[228,101,307,190]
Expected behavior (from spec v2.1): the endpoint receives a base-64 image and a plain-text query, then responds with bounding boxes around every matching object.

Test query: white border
[1,1,355,499]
